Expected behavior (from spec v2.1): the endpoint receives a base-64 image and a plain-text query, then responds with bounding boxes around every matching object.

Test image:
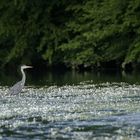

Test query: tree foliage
[0,0,140,69]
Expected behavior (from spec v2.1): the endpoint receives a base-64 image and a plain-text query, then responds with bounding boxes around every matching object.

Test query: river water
[0,70,140,139]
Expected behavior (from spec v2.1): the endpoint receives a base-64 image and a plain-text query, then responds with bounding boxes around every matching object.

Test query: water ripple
[0,82,139,139]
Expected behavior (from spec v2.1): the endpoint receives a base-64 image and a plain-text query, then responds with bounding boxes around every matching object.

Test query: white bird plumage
[8,65,32,95]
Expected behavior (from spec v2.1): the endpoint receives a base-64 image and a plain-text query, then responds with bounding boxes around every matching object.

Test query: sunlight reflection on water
[0,82,140,139]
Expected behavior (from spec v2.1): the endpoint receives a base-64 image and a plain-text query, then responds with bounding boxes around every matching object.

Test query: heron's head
[21,65,33,69]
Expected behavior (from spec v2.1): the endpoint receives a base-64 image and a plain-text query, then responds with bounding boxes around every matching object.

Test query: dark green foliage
[0,0,140,70]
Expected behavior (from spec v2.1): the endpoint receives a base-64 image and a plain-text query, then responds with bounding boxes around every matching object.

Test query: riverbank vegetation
[0,0,140,71]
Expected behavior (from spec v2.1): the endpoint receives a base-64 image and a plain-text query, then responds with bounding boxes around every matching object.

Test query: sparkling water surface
[0,81,140,139]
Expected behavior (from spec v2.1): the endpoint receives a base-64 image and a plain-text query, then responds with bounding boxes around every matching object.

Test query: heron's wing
[9,81,24,95]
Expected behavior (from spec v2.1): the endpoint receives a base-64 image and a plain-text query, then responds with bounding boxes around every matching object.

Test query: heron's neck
[21,68,26,85]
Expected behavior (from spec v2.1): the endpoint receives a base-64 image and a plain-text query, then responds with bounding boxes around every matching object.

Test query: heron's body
[8,65,32,95]
[9,81,24,95]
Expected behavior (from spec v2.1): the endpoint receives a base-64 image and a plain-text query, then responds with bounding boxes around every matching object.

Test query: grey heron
[8,65,32,95]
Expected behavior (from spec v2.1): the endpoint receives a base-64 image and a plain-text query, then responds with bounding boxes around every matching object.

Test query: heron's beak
[26,66,33,68]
